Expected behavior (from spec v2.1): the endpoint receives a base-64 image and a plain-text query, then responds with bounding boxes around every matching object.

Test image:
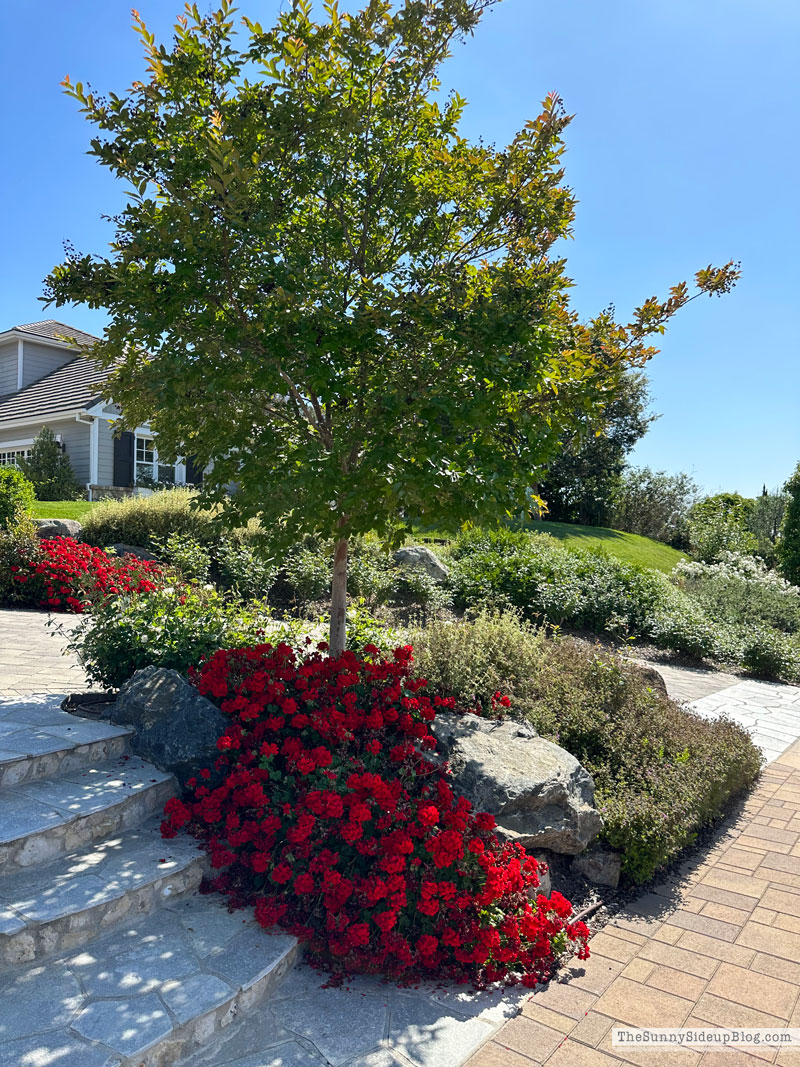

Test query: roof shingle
[0,356,110,424]
[12,320,101,350]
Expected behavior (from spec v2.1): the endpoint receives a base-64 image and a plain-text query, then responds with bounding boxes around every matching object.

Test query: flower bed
[161,643,589,987]
[8,536,161,612]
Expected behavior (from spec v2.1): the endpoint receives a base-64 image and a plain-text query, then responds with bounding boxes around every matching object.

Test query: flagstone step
[0,712,132,789]
[0,894,299,1067]
[0,755,176,875]
[0,819,206,966]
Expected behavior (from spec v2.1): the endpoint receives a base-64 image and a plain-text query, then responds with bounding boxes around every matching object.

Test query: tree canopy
[538,371,655,527]
[45,0,739,650]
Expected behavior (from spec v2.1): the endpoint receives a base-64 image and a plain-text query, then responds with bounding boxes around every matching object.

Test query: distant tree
[687,493,758,562]
[689,492,755,525]
[538,371,655,527]
[45,0,739,653]
[779,463,800,585]
[19,428,82,501]
[747,487,789,565]
[609,466,699,546]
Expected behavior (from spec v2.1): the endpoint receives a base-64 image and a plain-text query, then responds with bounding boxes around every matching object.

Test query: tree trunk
[329,536,348,657]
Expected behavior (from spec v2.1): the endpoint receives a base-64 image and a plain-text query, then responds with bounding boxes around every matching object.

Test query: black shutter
[185,455,204,486]
[113,431,135,487]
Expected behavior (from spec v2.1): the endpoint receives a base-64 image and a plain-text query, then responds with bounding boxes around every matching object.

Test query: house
[0,320,202,496]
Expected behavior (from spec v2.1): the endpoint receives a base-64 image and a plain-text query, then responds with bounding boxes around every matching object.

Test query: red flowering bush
[8,536,161,612]
[161,642,590,987]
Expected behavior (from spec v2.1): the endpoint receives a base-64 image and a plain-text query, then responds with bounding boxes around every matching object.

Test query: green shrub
[741,628,800,683]
[0,521,39,605]
[80,489,216,549]
[448,528,669,634]
[67,583,305,689]
[345,599,401,653]
[214,535,278,601]
[674,554,800,635]
[0,468,35,530]
[18,427,82,501]
[410,608,551,719]
[280,544,332,607]
[276,537,446,614]
[151,533,212,583]
[688,506,757,563]
[412,611,762,882]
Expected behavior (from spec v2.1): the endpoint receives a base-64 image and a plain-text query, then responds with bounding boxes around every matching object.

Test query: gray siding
[20,341,73,388]
[0,417,90,485]
[60,419,91,485]
[96,417,115,487]
[0,342,18,396]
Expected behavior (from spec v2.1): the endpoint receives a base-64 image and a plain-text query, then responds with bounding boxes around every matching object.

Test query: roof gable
[12,320,101,349]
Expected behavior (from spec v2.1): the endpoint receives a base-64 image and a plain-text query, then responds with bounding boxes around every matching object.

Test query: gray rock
[110,666,227,785]
[392,545,449,581]
[35,518,83,539]
[107,543,159,561]
[430,713,603,855]
[572,845,622,888]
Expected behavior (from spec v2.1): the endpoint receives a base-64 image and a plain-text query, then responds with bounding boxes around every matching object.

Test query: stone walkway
[0,608,86,698]
[468,741,800,1067]
[5,609,800,1066]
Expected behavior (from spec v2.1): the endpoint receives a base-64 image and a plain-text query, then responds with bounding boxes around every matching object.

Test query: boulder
[572,845,622,889]
[392,545,449,582]
[108,543,159,562]
[110,666,227,785]
[36,519,83,539]
[430,712,603,855]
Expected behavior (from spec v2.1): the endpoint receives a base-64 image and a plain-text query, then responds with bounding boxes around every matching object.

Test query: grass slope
[529,520,685,573]
[30,500,99,520]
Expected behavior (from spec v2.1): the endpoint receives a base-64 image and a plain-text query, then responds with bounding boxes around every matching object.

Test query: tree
[538,371,655,527]
[610,466,699,546]
[45,0,739,653]
[19,428,82,501]
[687,494,758,562]
[747,486,789,566]
[779,463,800,585]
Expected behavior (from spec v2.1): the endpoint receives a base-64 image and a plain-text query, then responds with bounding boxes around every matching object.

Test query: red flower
[160,644,589,988]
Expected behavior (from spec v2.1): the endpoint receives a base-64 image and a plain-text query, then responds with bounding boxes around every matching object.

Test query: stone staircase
[0,697,298,1067]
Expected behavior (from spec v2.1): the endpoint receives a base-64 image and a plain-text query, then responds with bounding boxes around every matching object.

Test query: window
[134,434,180,486]
[135,436,156,483]
[0,448,31,468]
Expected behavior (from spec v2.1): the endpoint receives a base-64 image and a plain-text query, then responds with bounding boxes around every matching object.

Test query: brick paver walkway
[469,740,800,1067]
[0,608,86,698]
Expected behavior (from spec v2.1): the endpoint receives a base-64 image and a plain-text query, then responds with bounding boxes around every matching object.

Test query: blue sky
[1,0,797,496]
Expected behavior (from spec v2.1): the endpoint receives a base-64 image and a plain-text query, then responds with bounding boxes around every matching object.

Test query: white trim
[89,417,99,485]
[0,436,34,450]
[84,400,117,417]
[0,412,83,431]
[16,339,23,390]
[0,329,90,352]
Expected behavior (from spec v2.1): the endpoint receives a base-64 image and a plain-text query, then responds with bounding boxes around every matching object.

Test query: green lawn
[528,520,685,573]
[30,500,99,521]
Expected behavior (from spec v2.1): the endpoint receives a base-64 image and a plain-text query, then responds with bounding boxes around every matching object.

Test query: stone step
[0,706,132,790]
[0,819,206,966]
[0,755,175,875]
[0,894,299,1067]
